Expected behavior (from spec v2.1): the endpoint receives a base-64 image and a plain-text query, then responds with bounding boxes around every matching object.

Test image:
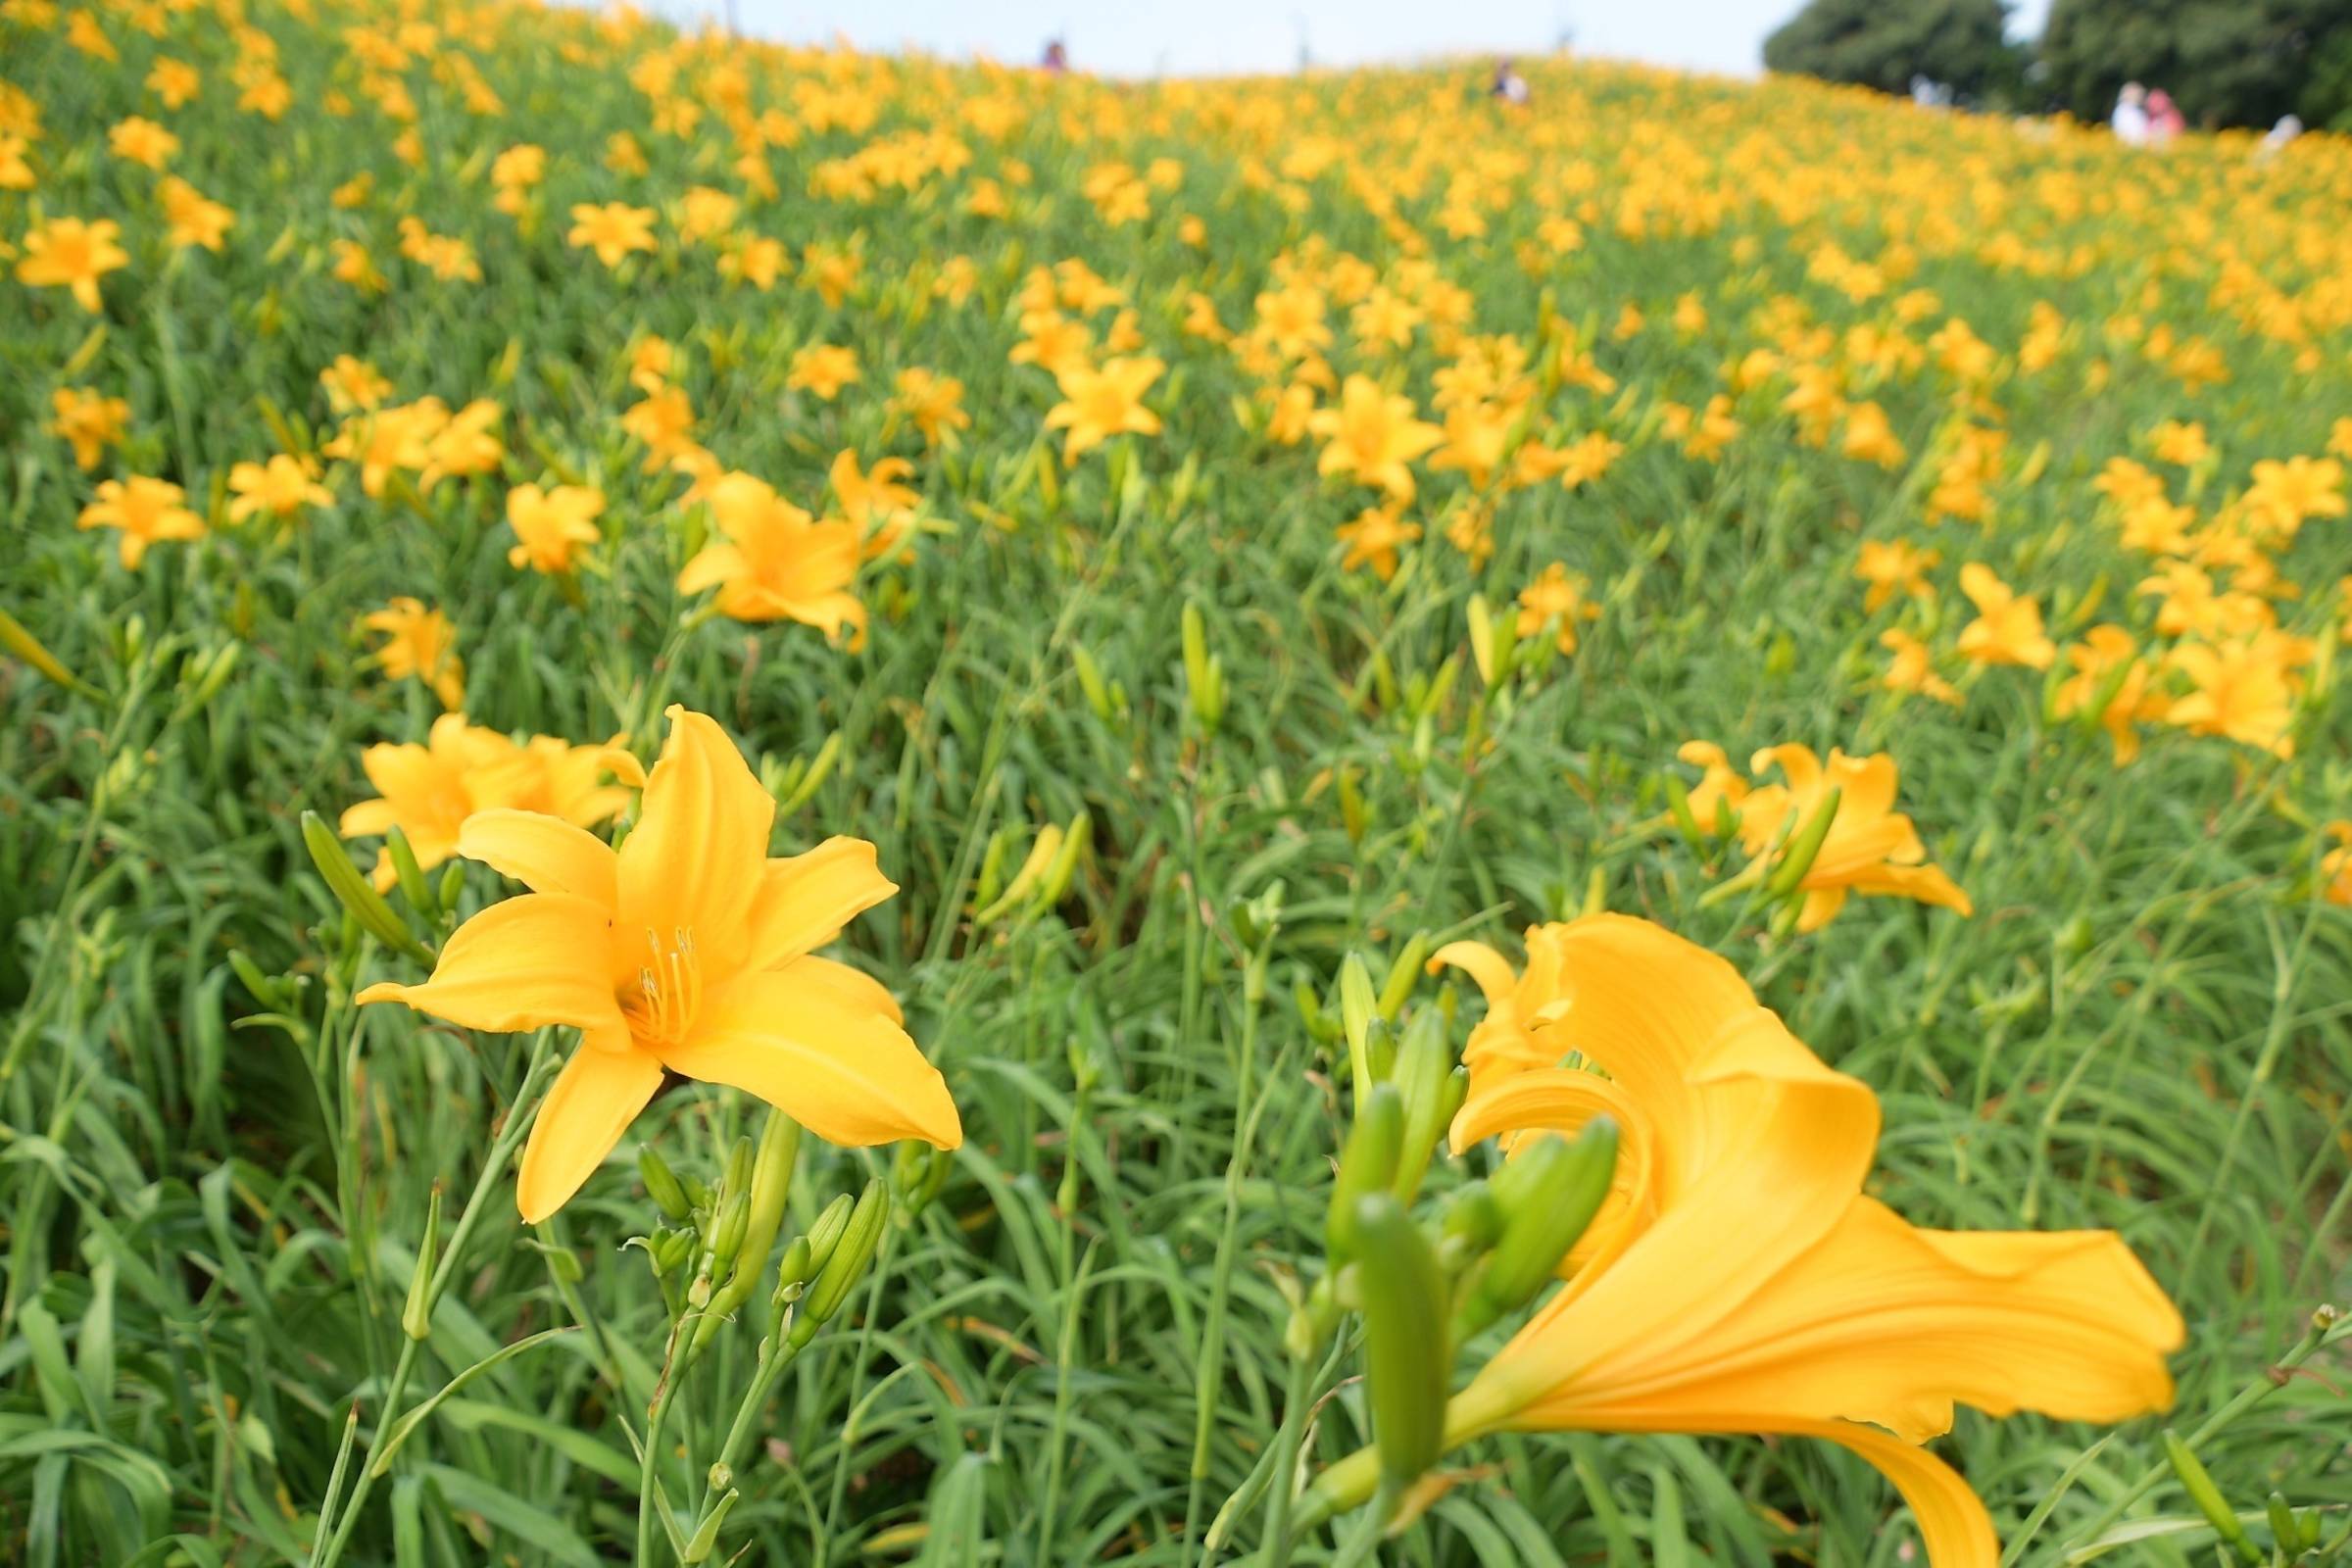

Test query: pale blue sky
[653,0,2057,80]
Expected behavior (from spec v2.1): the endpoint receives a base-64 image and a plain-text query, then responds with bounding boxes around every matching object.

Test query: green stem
[308,1031,561,1568]
[1253,1350,1318,1568]
[2056,1306,2347,1556]
[635,1374,678,1567]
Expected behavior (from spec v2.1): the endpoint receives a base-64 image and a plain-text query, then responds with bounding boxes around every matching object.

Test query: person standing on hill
[2112,81,2150,145]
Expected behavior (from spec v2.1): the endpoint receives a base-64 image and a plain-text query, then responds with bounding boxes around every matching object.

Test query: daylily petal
[1429,939,1520,1006]
[357,893,622,1038]
[791,954,906,1024]
[660,967,959,1150]
[618,706,776,955]
[460,808,619,906]
[514,1041,664,1222]
[1798,1422,1997,1568]
[742,836,898,971]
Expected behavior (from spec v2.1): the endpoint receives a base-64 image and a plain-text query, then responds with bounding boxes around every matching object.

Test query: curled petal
[357,893,622,1039]
[460,808,618,906]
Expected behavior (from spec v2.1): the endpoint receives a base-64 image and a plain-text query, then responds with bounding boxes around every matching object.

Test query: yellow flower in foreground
[677,472,865,645]
[339,714,642,890]
[1740,744,1972,930]
[1310,374,1443,500]
[506,483,605,573]
[50,387,130,470]
[17,217,129,312]
[1374,916,2183,1568]
[1955,564,2055,670]
[364,597,466,710]
[78,476,204,567]
[567,201,657,268]
[227,454,332,524]
[1044,355,1165,464]
[359,707,961,1221]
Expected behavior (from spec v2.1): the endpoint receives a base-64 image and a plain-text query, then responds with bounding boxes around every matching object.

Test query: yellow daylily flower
[1323,917,2182,1567]
[359,707,961,1221]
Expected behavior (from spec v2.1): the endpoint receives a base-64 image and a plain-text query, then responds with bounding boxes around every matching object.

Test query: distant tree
[2038,0,2352,128]
[1763,0,2024,101]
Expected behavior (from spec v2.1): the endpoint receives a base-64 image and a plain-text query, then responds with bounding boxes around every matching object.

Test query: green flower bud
[300,811,432,964]
[1338,954,1377,1089]
[1388,1009,1454,1205]
[709,1191,751,1281]
[400,1184,442,1342]
[771,1237,814,1308]
[1765,786,1842,901]
[680,1489,739,1564]
[1377,933,1431,1021]
[1326,1084,1403,1261]
[2164,1431,2260,1566]
[1348,1194,1447,1494]
[803,1192,857,1276]
[791,1179,889,1346]
[718,1135,755,1209]
[1462,1117,1618,1337]
[385,825,433,917]
[640,1147,692,1222]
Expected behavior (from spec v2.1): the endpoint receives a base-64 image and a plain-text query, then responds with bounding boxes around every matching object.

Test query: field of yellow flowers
[6,1,2352,1564]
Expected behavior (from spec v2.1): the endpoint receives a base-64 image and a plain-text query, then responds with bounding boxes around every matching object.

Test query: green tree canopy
[2038,0,2352,128]
[1763,0,2021,99]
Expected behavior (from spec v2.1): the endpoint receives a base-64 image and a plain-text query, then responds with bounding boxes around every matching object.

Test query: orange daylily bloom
[77,476,204,567]
[506,483,605,574]
[363,597,466,710]
[17,217,129,312]
[1320,917,2182,1568]
[1955,564,2055,669]
[677,472,865,645]
[359,707,961,1221]
[1044,355,1164,464]
[1310,374,1443,501]
[1739,744,1973,930]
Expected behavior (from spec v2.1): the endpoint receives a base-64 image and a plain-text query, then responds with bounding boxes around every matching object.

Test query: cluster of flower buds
[1290,965,1619,1500]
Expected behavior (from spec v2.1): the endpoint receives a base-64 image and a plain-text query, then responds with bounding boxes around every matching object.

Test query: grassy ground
[3,4,2351,1564]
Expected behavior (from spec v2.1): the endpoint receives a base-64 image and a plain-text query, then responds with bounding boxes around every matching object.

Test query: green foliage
[1763,0,2025,100]
[2039,0,2352,127]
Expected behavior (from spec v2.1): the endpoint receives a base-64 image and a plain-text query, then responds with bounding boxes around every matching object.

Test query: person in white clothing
[2112,81,2150,145]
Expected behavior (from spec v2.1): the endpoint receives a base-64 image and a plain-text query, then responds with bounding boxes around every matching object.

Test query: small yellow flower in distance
[159,176,234,252]
[0,133,34,191]
[78,476,204,567]
[894,368,971,450]
[418,400,505,490]
[146,58,201,109]
[787,343,860,401]
[2163,632,2309,759]
[2320,822,2352,906]
[830,450,918,561]
[1334,504,1420,580]
[17,217,129,313]
[1955,564,2055,669]
[50,387,130,470]
[506,483,605,573]
[1362,917,2182,1567]
[1554,430,1625,490]
[363,597,466,710]
[227,454,332,524]
[359,706,961,1221]
[2241,455,2345,541]
[1854,539,1939,612]
[107,115,178,169]
[1676,740,1749,829]
[1044,355,1164,464]
[677,472,865,645]
[1311,374,1443,501]
[1878,628,1961,707]
[1740,744,1973,930]
[1515,564,1600,655]
[566,201,657,268]
[621,385,696,469]
[2148,419,2210,466]
[319,355,391,414]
